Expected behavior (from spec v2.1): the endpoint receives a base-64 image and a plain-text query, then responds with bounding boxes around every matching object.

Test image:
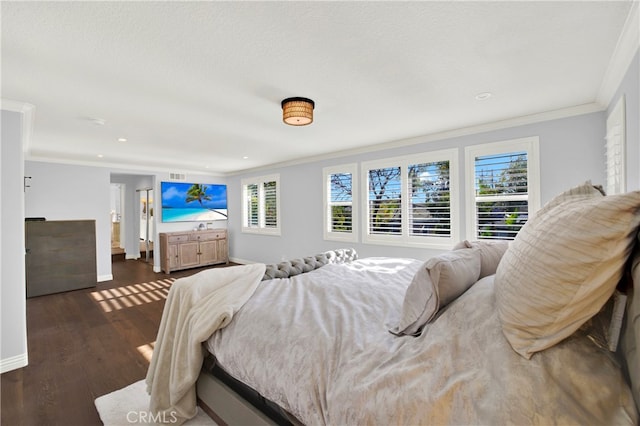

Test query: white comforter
[207,258,639,425]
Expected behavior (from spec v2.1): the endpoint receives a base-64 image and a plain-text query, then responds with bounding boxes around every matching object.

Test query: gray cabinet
[25,220,97,298]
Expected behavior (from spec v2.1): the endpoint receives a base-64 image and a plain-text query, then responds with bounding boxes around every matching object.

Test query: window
[361,149,459,248]
[465,137,540,241]
[242,174,280,235]
[323,164,358,242]
[606,95,626,195]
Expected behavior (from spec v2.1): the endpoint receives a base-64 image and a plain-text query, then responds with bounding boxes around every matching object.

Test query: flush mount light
[281,97,315,126]
[475,92,493,101]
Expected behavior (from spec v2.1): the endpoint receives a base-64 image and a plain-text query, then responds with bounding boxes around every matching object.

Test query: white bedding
[206,257,639,425]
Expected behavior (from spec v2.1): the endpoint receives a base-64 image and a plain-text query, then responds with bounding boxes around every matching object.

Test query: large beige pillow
[495,184,640,359]
[391,248,481,336]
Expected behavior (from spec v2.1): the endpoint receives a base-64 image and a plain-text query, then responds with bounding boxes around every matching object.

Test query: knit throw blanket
[145,263,266,425]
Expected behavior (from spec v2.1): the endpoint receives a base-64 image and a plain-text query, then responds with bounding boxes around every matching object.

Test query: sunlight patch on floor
[137,341,156,362]
[90,279,174,313]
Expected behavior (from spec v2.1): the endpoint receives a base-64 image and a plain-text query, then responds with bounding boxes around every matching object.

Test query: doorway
[110,173,155,264]
[137,187,154,263]
[110,183,124,255]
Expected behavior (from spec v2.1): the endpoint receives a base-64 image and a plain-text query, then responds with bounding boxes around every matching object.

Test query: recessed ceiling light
[117,137,127,142]
[475,92,492,101]
[97,154,104,158]
[242,156,249,160]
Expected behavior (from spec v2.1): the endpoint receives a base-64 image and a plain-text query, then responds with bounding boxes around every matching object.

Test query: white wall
[1,110,28,372]
[24,161,113,281]
[608,49,639,191]
[228,111,606,264]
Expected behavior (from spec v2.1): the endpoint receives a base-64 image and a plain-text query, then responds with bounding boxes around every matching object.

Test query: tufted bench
[261,248,358,281]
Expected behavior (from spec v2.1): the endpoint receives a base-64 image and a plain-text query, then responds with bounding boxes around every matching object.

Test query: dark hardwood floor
[1,258,231,426]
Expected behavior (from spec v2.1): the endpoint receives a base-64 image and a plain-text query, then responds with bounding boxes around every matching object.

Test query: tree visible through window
[466,137,539,242]
[474,152,528,240]
[408,161,450,237]
[329,173,353,232]
[368,166,402,234]
[324,164,358,242]
[362,150,459,248]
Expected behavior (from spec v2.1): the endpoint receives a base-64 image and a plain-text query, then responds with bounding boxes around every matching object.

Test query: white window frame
[465,137,540,241]
[323,163,358,242]
[361,149,459,249]
[605,95,626,195]
[241,174,281,236]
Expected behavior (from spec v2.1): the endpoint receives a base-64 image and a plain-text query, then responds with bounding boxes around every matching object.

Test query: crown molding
[226,102,604,177]
[596,1,639,106]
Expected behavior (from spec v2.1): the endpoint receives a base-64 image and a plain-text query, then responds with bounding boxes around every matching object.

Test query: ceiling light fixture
[281,97,315,126]
[117,137,127,142]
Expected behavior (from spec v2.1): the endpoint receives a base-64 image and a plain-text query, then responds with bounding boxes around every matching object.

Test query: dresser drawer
[190,231,227,241]
[168,234,190,243]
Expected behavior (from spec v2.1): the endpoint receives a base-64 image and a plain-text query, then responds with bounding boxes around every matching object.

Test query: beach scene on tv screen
[161,182,228,222]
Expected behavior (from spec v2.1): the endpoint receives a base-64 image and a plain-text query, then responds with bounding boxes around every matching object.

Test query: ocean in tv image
[161,182,228,222]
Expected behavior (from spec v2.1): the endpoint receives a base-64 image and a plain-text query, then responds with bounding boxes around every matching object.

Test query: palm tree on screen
[185,184,228,218]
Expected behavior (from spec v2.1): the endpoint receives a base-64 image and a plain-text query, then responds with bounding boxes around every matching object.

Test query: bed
[191,183,640,425]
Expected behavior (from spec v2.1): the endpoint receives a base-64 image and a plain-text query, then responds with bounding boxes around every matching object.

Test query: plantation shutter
[368,166,401,235]
[246,184,259,227]
[473,151,528,240]
[408,161,451,237]
[329,173,353,233]
[605,96,626,195]
[263,181,278,228]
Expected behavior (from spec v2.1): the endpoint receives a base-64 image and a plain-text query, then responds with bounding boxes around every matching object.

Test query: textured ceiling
[1,1,635,175]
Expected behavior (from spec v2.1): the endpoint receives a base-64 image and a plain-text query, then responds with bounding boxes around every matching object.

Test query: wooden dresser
[159,229,229,274]
[25,219,97,297]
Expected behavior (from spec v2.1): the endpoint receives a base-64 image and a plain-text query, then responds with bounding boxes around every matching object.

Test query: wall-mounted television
[161,182,227,222]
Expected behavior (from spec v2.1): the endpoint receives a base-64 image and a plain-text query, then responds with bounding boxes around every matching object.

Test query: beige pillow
[535,180,605,215]
[391,248,481,336]
[495,184,640,359]
[454,240,510,278]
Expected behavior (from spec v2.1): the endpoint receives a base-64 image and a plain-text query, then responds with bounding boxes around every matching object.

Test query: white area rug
[95,380,217,425]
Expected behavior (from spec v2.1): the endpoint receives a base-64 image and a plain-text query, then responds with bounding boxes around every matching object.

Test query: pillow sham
[454,240,509,278]
[495,183,640,359]
[534,180,605,215]
[391,248,481,336]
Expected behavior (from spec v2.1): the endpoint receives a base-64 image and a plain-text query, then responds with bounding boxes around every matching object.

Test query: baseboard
[0,353,28,374]
[125,254,140,260]
[97,274,113,282]
[153,265,162,273]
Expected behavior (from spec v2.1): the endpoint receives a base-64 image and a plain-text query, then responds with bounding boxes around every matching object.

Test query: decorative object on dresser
[25,219,97,297]
[159,229,228,274]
